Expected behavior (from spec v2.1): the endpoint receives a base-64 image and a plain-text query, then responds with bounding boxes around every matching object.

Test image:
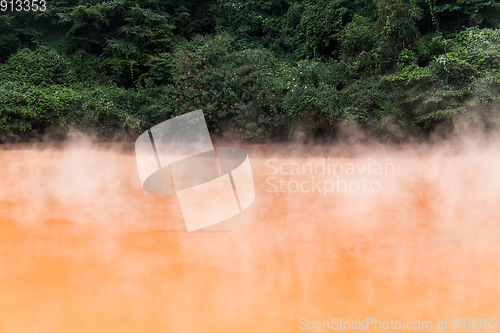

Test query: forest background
[1,0,500,142]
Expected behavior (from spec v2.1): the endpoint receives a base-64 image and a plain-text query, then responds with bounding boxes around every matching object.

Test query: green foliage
[161,32,285,138]
[414,32,448,65]
[0,0,212,87]
[0,46,154,140]
[453,28,500,72]
[0,79,152,140]
[68,84,151,137]
[335,15,394,73]
[374,100,402,118]
[432,0,500,32]
[0,82,73,137]
[2,0,500,142]
[0,46,75,86]
[384,27,500,132]
[273,60,340,134]
[214,0,378,60]
[50,0,175,86]
[336,15,380,59]
[379,0,423,52]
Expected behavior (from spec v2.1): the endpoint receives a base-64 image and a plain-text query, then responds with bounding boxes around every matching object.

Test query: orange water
[0,142,499,332]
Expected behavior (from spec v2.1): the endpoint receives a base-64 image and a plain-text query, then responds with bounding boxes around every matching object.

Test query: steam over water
[0,138,499,332]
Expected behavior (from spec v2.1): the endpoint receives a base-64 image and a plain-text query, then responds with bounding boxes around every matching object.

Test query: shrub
[0,81,73,138]
[157,31,286,139]
[383,28,500,133]
[0,46,75,86]
[0,81,154,141]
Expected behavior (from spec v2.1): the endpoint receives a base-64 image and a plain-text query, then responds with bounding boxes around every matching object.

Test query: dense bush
[0,46,75,86]
[383,27,500,132]
[0,47,155,140]
[0,82,73,138]
[0,80,154,140]
[156,32,286,138]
